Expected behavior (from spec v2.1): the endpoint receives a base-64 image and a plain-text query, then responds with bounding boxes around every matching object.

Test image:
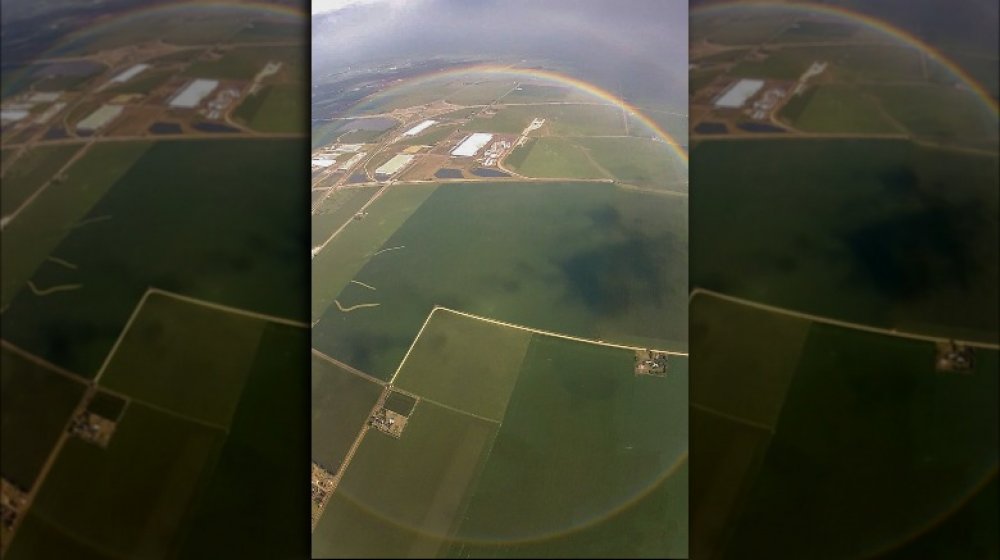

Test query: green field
[99,293,269,428]
[0,347,86,490]
[0,141,152,307]
[866,84,999,145]
[393,310,532,422]
[395,124,458,147]
[1,139,308,375]
[313,181,688,379]
[7,402,225,560]
[713,321,998,558]
[691,138,999,341]
[312,401,498,558]
[313,315,688,557]
[578,137,687,190]
[311,183,439,320]
[184,46,302,81]
[312,186,379,247]
[469,103,626,136]
[0,144,81,216]
[777,85,903,134]
[444,79,518,105]
[312,353,383,473]
[730,45,924,82]
[232,82,306,133]
[505,137,608,179]
[86,390,126,421]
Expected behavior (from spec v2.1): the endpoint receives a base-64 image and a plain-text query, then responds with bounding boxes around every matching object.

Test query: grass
[1,145,81,216]
[721,326,999,559]
[184,46,301,81]
[1,139,309,375]
[383,391,417,416]
[393,309,533,422]
[469,103,626,136]
[690,293,811,428]
[452,336,687,549]
[19,403,225,559]
[505,137,608,180]
[866,84,998,145]
[311,183,439,321]
[174,322,310,559]
[0,347,86,490]
[395,124,458,147]
[311,353,383,473]
[98,293,269,428]
[444,79,518,105]
[232,82,306,133]
[777,85,902,134]
[690,138,998,341]
[312,186,379,247]
[730,45,923,82]
[0,141,152,308]
[312,401,498,558]
[313,182,688,380]
[578,137,687,190]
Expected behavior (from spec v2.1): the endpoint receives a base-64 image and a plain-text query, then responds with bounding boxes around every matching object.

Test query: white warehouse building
[450,133,493,157]
[169,79,219,109]
[714,79,765,109]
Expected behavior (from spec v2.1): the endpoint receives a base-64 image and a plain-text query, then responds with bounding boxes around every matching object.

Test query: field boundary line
[436,306,689,356]
[312,349,386,386]
[93,289,153,383]
[148,288,309,327]
[314,185,388,254]
[0,339,91,385]
[691,402,775,434]
[126,396,229,433]
[388,307,440,384]
[690,287,1000,350]
[388,386,501,425]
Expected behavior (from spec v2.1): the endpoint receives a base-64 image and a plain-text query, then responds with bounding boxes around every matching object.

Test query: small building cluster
[369,408,408,438]
[311,463,337,528]
[935,341,975,373]
[69,411,117,448]
[1,479,27,535]
[480,139,512,167]
[635,349,669,377]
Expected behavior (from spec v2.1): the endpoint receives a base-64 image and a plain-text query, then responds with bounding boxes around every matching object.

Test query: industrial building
[0,109,29,123]
[714,79,765,109]
[77,105,124,132]
[451,133,494,157]
[403,119,436,136]
[168,79,219,109]
[109,64,150,85]
[375,154,415,177]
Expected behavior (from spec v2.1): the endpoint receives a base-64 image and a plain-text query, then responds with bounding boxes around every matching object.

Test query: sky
[311,0,688,107]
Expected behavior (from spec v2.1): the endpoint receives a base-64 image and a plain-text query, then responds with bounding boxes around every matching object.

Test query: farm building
[168,79,219,108]
[714,79,765,109]
[451,133,493,157]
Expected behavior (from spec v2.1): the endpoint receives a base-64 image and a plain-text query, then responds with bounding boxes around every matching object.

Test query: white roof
[714,79,765,108]
[403,119,436,136]
[312,158,336,168]
[375,154,414,176]
[77,105,124,131]
[451,133,493,157]
[169,79,219,108]
[110,64,151,84]
[28,92,61,103]
[0,109,29,122]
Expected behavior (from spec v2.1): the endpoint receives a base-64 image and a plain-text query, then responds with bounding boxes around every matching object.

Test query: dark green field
[313,181,688,379]
[233,83,307,133]
[722,325,996,558]
[1,139,308,375]
[0,347,86,490]
[0,144,81,215]
[312,186,378,247]
[691,138,999,341]
[99,293,269,428]
[311,353,383,473]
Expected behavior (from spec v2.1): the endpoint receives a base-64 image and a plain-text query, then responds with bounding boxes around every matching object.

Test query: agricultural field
[1,139,308,376]
[777,85,903,134]
[232,82,306,133]
[313,181,688,379]
[4,296,309,560]
[690,292,999,559]
[0,144,82,215]
[312,310,688,557]
[504,137,609,179]
[311,186,379,247]
[691,138,998,341]
[312,353,383,473]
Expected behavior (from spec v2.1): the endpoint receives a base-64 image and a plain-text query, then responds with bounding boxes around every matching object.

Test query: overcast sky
[312,0,687,106]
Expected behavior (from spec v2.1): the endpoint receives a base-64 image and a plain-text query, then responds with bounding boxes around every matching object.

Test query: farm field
[311,352,383,473]
[0,144,81,215]
[313,181,688,379]
[312,311,688,557]
[311,186,379,247]
[1,139,308,376]
[777,85,902,134]
[690,138,999,341]
[233,82,307,133]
